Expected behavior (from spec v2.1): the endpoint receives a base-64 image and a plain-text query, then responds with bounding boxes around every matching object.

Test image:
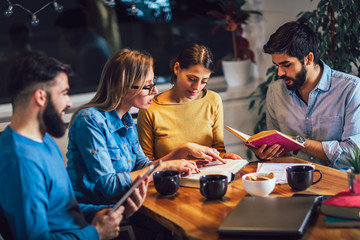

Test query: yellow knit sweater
[137,89,226,160]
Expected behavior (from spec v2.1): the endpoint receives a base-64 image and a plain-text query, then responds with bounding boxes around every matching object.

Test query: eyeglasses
[131,76,158,95]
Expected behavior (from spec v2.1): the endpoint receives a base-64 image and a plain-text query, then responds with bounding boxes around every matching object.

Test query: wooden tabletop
[140,157,360,240]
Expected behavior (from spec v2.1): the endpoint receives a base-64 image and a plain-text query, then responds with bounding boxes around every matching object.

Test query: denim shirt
[266,61,360,170]
[67,108,150,204]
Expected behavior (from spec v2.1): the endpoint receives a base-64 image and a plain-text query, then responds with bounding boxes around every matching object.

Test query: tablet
[109,160,162,214]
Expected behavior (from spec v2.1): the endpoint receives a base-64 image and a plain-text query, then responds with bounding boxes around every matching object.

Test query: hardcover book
[320,189,360,220]
[225,126,304,153]
[180,159,248,188]
[325,215,360,228]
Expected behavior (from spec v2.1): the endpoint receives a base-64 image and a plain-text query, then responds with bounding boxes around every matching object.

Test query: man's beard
[42,95,67,138]
[282,64,307,90]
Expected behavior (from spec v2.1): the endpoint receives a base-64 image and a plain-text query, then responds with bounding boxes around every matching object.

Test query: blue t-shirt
[67,108,150,204]
[266,61,360,169]
[0,127,100,239]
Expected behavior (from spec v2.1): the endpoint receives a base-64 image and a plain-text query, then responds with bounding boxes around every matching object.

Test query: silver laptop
[217,196,319,238]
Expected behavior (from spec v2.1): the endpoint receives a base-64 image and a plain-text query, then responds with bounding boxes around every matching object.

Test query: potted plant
[207,0,261,86]
[346,146,360,194]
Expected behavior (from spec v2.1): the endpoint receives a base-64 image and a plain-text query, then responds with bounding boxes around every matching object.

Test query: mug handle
[200,182,207,197]
[312,169,322,185]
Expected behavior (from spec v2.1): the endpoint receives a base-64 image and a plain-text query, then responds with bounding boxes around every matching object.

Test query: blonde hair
[70,48,153,125]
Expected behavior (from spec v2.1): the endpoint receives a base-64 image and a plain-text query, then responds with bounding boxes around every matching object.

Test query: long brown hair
[169,43,214,84]
[70,48,153,125]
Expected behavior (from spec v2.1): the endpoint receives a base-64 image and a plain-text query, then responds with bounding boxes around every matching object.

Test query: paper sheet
[256,163,314,184]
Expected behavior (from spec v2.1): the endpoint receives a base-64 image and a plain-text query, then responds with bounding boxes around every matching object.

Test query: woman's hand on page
[161,159,200,175]
[190,159,210,168]
[223,152,242,159]
[246,143,284,160]
[184,143,226,164]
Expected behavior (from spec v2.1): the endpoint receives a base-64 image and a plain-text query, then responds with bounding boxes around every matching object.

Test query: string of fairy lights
[3,0,170,26]
[2,0,131,26]
[3,0,64,26]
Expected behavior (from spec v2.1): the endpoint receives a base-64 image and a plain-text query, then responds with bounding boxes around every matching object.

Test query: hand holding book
[225,126,304,160]
[246,142,285,160]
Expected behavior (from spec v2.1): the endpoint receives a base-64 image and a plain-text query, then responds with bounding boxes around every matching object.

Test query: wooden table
[140,157,360,240]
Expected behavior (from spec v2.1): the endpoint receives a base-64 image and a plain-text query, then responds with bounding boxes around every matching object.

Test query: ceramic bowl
[242,172,276,197]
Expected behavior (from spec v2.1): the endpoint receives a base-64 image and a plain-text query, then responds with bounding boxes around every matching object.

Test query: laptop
[217,196,319,238]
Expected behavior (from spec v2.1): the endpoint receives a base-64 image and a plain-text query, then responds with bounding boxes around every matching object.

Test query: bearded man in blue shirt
[248,20,360,170]
[0,56,147,239]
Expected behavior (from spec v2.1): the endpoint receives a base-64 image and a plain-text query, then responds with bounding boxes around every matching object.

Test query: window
[0,0,231,103]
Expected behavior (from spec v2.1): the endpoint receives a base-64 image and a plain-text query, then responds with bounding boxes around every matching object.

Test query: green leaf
[332,0,340,11]
[246,10,262,16]
[257,105,264,116]
[248,100,255,110]
[318,0,329,9]
[346,145,360,173]
[246,149,253,160]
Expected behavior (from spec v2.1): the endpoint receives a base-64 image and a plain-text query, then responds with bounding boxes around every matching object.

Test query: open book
[180,159,248,188]
[225,126,304,154]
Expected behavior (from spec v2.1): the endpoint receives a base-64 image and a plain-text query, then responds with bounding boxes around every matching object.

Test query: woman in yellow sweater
[137,43,241,161]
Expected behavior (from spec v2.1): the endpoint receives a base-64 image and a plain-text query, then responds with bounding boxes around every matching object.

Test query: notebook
[217,196,319,238]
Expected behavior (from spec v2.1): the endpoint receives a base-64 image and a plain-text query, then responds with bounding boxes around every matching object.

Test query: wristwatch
[296,135,306,145]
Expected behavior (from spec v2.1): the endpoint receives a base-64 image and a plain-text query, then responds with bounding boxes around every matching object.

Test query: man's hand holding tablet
[109,160,162,215]
[123,175,149,218]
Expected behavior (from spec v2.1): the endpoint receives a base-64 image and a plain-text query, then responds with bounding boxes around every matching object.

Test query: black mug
[153,171,180,196]
[286,165,322,191]
[200,175,228,200]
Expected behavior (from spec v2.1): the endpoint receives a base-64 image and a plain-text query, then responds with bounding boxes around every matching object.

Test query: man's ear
[34,89,47,107]
[305,52,314,66]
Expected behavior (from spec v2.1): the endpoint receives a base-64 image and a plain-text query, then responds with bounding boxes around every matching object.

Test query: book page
[256,163,314,184]
[275,131,302,144]
[180,159,249,188]
[225,126,251,142]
